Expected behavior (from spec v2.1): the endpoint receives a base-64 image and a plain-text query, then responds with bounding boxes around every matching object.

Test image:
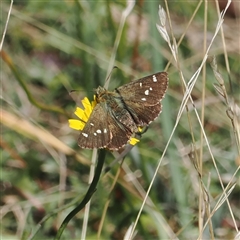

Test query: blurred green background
[1,1,239,239]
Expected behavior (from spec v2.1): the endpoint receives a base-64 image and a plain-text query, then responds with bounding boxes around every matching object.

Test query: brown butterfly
[78,72,168,150]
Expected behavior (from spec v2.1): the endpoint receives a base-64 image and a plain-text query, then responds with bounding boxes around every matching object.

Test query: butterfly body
[96,87,139,133]
[78,72,168,150]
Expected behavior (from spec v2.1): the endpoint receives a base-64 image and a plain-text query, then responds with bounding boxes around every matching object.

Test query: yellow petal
[91,95,97,109]
[84,105,92,119]
[82,97,93,118]
[69,96,97,132]
[82,97,92,110]
[129,137,140,146]
[74,107,87,122]
[68,119,85,130]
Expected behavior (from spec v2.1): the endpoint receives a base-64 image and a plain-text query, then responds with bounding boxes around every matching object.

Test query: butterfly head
[94,86,107,102]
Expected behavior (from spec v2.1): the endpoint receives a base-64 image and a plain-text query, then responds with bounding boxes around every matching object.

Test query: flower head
[68,97,96,131]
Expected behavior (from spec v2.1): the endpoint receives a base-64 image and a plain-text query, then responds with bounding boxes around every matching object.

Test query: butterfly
[77,72,168,150]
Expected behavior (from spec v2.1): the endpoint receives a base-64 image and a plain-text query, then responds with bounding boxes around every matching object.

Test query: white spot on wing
[144,89,149,95]
[141,98,146,101]
[82,133,88,138]
[90,123,94,126]
[150,87,153,91]
[96,129,102,134]
[94,133,97,136]
[104,129,107,133]
[140,82,142,87]
[153,75,157,82]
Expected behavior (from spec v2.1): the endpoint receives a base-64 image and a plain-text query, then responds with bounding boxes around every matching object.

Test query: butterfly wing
[116,72,168,125]
[78,104,111,149]
[78,102,133,150]
[106,115,133,150]
[116,72,168,105]
[125,102,162,126]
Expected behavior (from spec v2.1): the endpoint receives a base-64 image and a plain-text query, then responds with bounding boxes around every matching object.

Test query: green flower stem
[54,149,106,239]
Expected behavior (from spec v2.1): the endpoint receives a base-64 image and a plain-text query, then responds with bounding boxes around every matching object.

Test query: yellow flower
[129,137,140,145]
[68,96,140,147]
[68,97,96,130]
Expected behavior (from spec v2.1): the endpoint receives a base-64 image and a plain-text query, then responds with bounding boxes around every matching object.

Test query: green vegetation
[1,1,239,239]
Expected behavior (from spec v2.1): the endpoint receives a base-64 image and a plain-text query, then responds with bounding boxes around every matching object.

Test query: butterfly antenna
[104,66,118,89]
[69,89,77,94]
